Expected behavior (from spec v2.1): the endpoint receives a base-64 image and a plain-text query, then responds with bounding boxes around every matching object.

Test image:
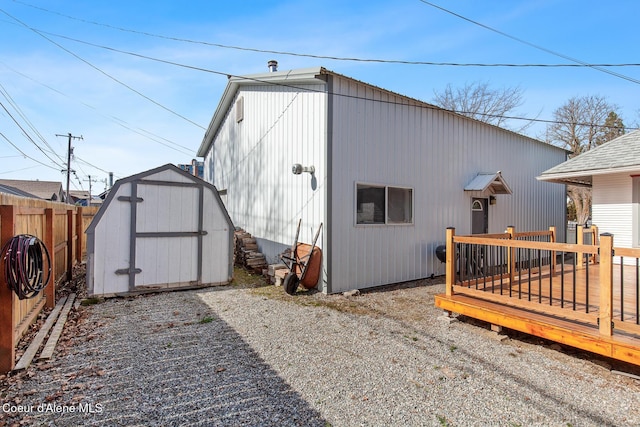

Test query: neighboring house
[0,179,65,202]
[178,159,205,179]
[538,129,640,253]
[69,190,91,206]
[0,184,38,199]
[198,64,567,293]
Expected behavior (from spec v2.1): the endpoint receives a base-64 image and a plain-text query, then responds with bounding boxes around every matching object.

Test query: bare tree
[433,81,532,132]
[546,95,625,224]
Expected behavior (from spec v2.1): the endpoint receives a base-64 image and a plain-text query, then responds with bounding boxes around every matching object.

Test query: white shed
[86,164,234,297]
[198,64,567,294]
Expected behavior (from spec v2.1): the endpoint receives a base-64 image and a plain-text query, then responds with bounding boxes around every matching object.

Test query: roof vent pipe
[267,60,278,72]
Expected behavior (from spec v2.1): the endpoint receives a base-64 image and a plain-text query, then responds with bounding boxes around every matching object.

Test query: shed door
[471,198,488,234]
[118,179,206,290]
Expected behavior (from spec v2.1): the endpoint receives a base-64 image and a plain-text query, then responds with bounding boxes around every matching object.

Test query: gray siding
[329,75,566,293]
[204,84,327,270]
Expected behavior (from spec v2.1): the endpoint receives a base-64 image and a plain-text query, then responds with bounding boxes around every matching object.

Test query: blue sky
[1,0,638,193]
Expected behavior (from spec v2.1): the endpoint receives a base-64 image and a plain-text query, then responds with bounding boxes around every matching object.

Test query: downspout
[324,74,334,294]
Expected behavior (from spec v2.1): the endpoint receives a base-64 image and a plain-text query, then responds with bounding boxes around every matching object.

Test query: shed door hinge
[117,196,143,203]
[115,268,142,275]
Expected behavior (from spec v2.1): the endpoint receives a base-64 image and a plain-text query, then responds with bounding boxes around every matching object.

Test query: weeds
[436,414,450,426]
[199,316,215,324]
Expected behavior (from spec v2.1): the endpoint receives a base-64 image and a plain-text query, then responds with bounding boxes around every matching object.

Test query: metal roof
[538,129,640,186]
[197,66,565,158]
[464,172,513,195]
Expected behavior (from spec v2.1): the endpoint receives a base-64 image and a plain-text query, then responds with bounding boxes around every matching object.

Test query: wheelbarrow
[280,219,323,295]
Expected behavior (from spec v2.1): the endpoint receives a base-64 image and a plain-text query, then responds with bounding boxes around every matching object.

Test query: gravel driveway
[1,280,640,426]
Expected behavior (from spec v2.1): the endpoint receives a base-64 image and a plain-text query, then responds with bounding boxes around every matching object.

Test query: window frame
[355,182,414,226]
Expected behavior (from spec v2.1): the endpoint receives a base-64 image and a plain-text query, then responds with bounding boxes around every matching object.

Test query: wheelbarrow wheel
[283,271,300,295]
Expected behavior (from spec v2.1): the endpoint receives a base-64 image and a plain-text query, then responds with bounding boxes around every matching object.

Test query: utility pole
[83,175,97,206]
[56,133,83,203]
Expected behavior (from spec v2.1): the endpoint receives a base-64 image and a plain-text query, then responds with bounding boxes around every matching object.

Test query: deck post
[549,226,557,276]
[599,233,614,336]
[507,226,516,285]
[577,225,584,269]
[591,225,599,264]
[445,227,455,297]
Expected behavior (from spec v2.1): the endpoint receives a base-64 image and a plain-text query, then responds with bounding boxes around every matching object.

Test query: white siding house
[199,65,566,293]
[539,129,640,259]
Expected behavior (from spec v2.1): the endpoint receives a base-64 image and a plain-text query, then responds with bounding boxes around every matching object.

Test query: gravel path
[2,282,640,426]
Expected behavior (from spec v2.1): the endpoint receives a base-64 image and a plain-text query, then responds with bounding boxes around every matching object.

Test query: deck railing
[445,227,640,339]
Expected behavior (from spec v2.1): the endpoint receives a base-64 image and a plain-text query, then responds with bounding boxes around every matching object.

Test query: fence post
[507,225,516,284]
[577,225,584,269]
[549,226,557,276]
[445,227,455,297]
[75,207,83,263]
[0,205,16,372]
[44,208,56,308]
[66,209,74,280]
[598,233,614,336]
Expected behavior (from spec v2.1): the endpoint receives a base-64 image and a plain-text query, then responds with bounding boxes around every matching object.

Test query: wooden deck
[434,228,640,366]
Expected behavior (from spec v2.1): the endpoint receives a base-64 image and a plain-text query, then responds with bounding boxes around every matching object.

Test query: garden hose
[1,234,51,300]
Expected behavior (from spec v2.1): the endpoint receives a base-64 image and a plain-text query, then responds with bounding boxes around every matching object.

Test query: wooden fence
[0,194,98,372]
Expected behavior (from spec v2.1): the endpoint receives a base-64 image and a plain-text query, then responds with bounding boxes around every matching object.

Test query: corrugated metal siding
[204,84,327,266]
[329,75,566,293]
[593,173,633,249]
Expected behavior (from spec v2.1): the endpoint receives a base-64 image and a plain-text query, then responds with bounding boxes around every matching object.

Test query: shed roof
[538,129,640,186]
[87,164,233,236]
[464,172,513,195]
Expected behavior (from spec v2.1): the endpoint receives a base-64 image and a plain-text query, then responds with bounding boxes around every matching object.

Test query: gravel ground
[1,279,640,426]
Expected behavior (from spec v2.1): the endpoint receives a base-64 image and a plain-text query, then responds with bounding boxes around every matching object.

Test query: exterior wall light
[292,164,315,175]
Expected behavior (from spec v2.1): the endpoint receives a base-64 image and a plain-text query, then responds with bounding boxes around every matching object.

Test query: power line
[0,99,65,168]
[0,82,65,164]
[65,37,640,132]
[0,61,195,155]
[3,3,636,145]
[37,33,640,131]
[416,0,640,85]
[10,0,640,69]
[0,131,61,171]
[4,25,635,134]
[0,9,206,130]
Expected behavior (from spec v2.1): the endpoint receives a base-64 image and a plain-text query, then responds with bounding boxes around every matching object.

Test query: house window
[356,183,413,225]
